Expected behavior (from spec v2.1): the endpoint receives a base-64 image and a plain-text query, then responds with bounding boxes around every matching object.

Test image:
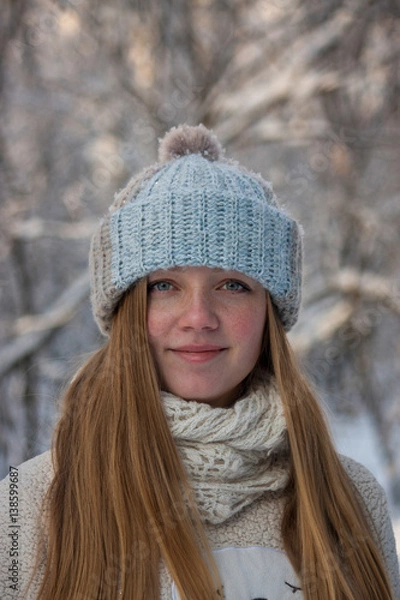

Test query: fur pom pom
[158,124,223,163]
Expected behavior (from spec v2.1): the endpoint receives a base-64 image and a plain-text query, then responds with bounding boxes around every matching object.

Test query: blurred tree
[0,0,399,504]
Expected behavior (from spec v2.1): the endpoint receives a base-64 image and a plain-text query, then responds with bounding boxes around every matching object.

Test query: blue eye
[222,280,250,292]
[148,281,173,292]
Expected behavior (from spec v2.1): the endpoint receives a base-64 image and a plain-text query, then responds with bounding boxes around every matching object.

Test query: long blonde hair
[36,280,393,599]
[264,294,393,599]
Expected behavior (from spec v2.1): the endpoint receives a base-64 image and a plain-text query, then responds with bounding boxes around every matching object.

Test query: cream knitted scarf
[162,383,290,525]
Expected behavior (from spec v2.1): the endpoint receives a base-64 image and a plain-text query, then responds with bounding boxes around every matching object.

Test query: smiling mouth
[170,346,227,363]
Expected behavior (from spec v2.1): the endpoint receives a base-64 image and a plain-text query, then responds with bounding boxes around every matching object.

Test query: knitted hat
[90,124,303,335]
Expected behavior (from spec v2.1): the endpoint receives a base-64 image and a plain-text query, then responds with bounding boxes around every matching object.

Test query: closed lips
[172,345,226,352]
[170,346,227,362]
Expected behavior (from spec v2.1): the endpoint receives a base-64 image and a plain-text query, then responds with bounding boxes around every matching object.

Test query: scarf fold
[162,383,290,524]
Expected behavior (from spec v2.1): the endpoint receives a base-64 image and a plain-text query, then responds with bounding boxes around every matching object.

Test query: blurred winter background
[0,0,399,552]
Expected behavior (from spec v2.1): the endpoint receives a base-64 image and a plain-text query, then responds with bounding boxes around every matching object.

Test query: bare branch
[305,269,400,316]
[239,119,329,146]
[9,218,98,241]
[290,300,355,353]
[329,269,400,316]
[212,11,352,144]
[0,271,90,379]
[291,268,400,353]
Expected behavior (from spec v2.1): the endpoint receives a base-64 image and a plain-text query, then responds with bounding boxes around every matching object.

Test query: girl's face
[147,266,267,408]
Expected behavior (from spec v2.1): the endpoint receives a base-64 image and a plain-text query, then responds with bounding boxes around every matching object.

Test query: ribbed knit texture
[89,124,303,335]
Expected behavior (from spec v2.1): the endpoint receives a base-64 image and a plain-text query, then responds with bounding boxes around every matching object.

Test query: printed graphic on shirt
[171,546,302,599]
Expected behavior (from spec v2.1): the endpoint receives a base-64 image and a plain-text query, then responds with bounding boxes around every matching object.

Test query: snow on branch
[9,218,98,241]
[0,271,90,379]
[213,11,351,145]
[290,269,400,353]
[329,269,400,316]
[290,300,355,353]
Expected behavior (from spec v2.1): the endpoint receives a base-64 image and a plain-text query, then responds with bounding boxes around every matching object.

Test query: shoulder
[0,450,54,515]
[0,450,53,494]
[0,451,54,599]
[340,454,400,598]
[339,454,390,540]
[340,454,386,507]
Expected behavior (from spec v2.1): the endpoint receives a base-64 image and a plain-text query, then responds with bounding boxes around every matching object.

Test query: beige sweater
[0,450,399,599]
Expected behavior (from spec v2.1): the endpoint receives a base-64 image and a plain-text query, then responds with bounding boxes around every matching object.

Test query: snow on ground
[329,410,400,559]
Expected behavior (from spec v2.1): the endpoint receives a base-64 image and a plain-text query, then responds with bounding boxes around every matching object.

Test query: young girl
[0,124,399,600]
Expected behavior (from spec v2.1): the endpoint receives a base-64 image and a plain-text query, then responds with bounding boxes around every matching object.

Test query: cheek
[147,299,174,331]
[146,308,168,345]
[231,305,266,349]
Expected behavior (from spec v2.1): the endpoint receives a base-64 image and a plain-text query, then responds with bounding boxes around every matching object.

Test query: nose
[178,291,219,331]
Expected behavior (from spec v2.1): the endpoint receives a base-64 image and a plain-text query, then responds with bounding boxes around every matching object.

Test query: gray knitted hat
[90,124,303,335]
